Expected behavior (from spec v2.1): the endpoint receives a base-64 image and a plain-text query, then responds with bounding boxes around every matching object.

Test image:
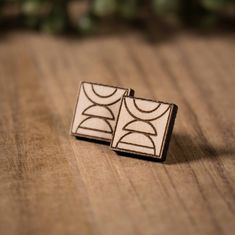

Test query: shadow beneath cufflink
[114,132,235,164]
[165,133,235,165]
[75,136,110,146]
[115,151,164,163]
[75,135,165,162]
[75,132,235,164]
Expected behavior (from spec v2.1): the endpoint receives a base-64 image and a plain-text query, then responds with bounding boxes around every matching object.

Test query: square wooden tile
[111,96,178,161]
[70,82,134,142]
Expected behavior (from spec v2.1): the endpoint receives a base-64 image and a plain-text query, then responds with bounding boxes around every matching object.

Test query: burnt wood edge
[159,104,178,162]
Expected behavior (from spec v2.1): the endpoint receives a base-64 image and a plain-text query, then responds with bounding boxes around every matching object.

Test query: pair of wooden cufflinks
[70,82,178,161]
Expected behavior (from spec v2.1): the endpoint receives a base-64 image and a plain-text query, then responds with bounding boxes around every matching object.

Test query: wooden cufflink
[111,96,178,161]
[70,82,134,142]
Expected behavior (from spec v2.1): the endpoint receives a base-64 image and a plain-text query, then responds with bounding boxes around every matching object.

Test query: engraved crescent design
[77,117,113,134]
[117,132,156,155]
[124,98,170,121]
[133,99,161,113]
[92,84,117,97]
[123,120,157,135]
[83,83,126,105]
[82,105,115,120]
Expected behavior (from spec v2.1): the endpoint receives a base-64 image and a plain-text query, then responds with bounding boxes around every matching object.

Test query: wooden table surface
[0,31,234,235]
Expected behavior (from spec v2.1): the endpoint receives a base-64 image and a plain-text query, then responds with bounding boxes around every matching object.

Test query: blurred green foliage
[0,0,234,34]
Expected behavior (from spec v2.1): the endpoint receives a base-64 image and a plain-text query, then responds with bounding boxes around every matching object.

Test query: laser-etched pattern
[71,82,133,142]
[111,96,177,160]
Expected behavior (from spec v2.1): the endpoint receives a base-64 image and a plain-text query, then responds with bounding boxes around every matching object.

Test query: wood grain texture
[0,31,234,235]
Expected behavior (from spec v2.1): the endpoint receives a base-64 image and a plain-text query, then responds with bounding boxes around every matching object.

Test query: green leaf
[118,0,137,19]
[92,0,117,16]
[202,0,227,11]
[41,4,68,34]
[22,0,44,16]
[153,0,180,15]
[77,15,94,34]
